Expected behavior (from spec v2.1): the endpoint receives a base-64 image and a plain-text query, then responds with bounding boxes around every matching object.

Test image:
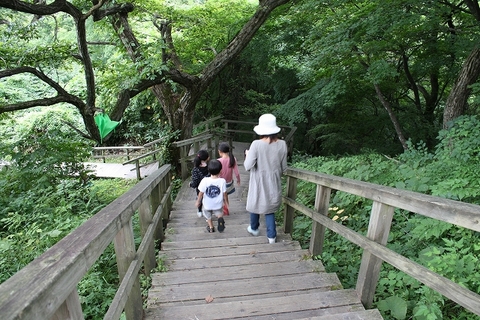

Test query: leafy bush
[289,116,480,319]
[0,109,138,319]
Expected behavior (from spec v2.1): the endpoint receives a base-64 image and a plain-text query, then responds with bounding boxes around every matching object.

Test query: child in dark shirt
[189,150,210,217]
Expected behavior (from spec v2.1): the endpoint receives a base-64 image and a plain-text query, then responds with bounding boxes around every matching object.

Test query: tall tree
[272,0,480,152]
[443,0,480,128]
[0,0,290,145]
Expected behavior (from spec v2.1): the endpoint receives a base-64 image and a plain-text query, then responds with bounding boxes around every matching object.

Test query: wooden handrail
[283,167,480,315]
[172,119,297,179]
[0,165,173,320]
[172,133,218,180]
[193,115,223,130]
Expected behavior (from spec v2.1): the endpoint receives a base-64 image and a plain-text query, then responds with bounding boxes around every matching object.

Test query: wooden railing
[172,133,219,180]
[91,146,145,163]
[173,117,297,179]
[282,167,480,315]
[0,165,173,320]
[92,141,166,180]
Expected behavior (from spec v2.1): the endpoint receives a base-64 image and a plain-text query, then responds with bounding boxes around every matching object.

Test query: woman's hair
[219,142,235,168]
[258,133,279,144]
[193,150,209,167]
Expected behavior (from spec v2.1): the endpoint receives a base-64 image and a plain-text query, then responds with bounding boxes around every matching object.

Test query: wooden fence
[282,167,480,315]
[90,117,297,181]
[0,165,173,320]
[172,117,297,180]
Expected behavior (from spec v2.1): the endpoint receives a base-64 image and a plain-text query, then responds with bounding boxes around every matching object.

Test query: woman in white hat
[244,114,288,244]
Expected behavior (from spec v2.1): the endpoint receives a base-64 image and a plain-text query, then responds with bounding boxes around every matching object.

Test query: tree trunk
[443,47,480,128]
[110,0,290,142]
[374,84,408,151]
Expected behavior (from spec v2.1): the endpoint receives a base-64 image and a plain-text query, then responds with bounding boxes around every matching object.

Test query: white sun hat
[253,113,281,135]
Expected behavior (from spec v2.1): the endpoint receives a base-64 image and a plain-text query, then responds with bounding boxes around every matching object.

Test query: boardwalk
[144,142,383,319]
[83,161,159,179]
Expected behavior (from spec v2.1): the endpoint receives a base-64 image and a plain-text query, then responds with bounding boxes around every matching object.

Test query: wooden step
[145,290,381,319]
[145,141,382,319]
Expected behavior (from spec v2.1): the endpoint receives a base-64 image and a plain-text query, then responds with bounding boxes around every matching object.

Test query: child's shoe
[206,226,215,233]
[218,217,225,232]
[197,211,203,218]
[268,237,276,244]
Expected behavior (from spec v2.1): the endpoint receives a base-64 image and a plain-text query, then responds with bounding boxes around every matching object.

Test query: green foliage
[377,295,408,319]
[0,109,139,319]
[397,116,480,202]
[290,115,480,319]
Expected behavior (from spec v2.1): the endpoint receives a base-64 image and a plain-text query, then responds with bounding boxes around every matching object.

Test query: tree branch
[0,0,78,17]
[0,67,86,113]
[92,2,134,21]
[0,96,71,113]
[1,67,65,94]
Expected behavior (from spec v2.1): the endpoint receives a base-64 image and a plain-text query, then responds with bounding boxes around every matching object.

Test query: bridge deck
[83,161,159,179]
[144,142,383,319]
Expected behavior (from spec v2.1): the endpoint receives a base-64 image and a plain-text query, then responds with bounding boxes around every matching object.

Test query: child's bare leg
[207,218,214,229]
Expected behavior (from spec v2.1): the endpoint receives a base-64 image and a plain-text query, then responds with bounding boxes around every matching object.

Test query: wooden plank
[113,214,143,320]
[0,165,172,320]
[310,185,331,256]
[356,201,394,308]
[145,290,364,319]
[296,309,384,320]
[284,197,480,316]
[164,227,285,242]
[160,241,302,260]
[159,249,312,271]
[286,167,480,232]
[152,260,325,285]
[83,162,158,179]
[161,234,292,250]
[148,273,341,303]
[51,289,84,320]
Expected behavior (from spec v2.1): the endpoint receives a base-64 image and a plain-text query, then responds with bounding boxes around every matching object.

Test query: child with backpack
[195,159,228,233]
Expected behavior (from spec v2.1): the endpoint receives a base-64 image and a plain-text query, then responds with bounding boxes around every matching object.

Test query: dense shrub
[289,116,480,319]
[0,109,137,319]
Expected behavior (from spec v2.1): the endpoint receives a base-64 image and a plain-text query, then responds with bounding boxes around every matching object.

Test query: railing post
[224,121,229,141]
[150,185,163,242]
[51,288,84,320]
[139,198,155,276]
[180,146,188,180]
[114,218,143,320]
[160,172,172,222]
[310,185,331,256]
[284,176,297,234]
[356,201,394,308]
[193,141,200,153]
[134,160,141,180]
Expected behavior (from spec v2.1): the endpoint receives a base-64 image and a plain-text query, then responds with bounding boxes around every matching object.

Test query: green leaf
[0,239,11,251]
[378,296,407,319]
[48,230,62,238]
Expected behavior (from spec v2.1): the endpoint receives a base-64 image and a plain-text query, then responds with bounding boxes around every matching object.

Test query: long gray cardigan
[244,139,288,214]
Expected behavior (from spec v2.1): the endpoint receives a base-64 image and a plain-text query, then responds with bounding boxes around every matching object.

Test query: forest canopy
[1,0,479,156]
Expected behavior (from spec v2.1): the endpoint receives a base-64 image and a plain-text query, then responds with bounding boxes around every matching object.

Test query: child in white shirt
[195,159,228,233]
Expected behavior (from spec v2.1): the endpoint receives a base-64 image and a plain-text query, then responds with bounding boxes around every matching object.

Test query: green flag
[94,113,120,143]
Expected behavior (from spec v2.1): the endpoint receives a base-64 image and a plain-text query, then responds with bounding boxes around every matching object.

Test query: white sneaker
[268,237,276,244]
[197,211,203,218]
[247,225,260,236]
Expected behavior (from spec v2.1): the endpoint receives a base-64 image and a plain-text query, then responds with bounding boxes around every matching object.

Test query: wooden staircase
[144,149,383,319]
